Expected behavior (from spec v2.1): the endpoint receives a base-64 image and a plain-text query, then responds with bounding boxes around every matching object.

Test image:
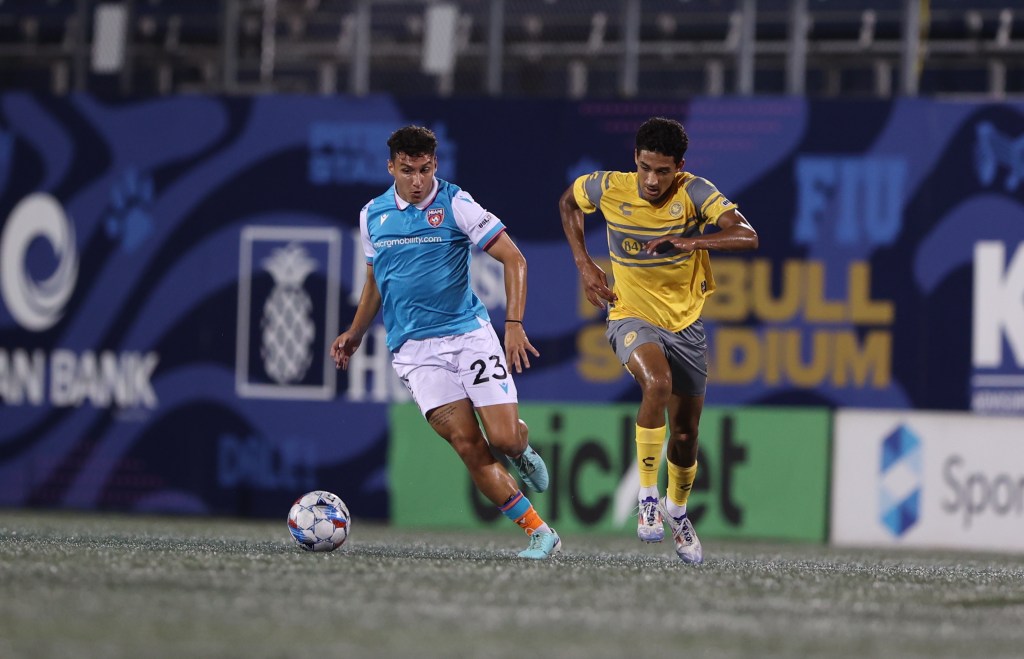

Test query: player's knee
[489,429,526,456]
[668,433,699,463]
[641,374,672,405]
[446,428,484,459]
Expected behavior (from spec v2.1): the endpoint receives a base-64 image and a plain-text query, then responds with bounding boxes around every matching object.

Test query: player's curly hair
[387,125,438,160]
[635,117,689,163]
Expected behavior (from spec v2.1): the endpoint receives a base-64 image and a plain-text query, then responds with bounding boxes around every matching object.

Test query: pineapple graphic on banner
[261,243,317,384]
[235,226,341,401]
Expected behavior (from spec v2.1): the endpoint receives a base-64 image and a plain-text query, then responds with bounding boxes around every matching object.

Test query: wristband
[505,319,523,324]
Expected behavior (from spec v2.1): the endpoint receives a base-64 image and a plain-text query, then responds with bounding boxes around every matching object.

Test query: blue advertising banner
[1,94,1022,517]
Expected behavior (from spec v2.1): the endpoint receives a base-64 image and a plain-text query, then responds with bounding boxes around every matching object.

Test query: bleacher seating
[0,0,1018,98]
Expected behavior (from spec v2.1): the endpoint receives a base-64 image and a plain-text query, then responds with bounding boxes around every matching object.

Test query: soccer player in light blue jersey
[331,125,559,560]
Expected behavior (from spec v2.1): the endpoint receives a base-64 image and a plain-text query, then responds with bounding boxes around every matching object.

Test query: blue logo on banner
[794,156,906,247]
[105,168,155,253]
[975,122,1024,192]
[879,424,922,537]
[308,121,457,185]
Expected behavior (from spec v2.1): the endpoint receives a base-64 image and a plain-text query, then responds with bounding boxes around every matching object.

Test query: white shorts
[392,322,519,417]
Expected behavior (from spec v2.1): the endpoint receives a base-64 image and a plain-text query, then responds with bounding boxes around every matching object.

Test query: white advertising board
[832,409,1024,553]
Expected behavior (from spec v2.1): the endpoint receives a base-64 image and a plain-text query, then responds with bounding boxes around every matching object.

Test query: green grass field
[2,509,1023,659]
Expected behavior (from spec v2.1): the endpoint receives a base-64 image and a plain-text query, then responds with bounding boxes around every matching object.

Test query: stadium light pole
[736,0,756,95]
[619,0,640,98]
[119,0,135,95]
[786,0,808,95]
[900,0,921,96]
[350,0,371,96]
[485,0,504,96]
[73,0,89,92]
[221,0,240,93]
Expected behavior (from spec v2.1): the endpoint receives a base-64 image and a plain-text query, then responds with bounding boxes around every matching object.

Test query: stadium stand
[0,0,1019,98]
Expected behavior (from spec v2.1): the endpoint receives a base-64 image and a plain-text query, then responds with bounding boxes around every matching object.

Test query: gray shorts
[606,317,708,396]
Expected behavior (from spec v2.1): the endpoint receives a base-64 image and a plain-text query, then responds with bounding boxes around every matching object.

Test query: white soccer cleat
[636,496,664,543]
[659,498,703,564]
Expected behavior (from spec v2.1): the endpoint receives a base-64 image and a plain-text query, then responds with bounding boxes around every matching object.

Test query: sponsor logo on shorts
[427,208,445,227]
[624,331,637,347]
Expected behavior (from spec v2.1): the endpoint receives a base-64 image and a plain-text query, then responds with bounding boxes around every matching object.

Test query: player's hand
[330,331,361,370]
[503,323,540,374]
[644,237,695,255]
[580,262,616,309]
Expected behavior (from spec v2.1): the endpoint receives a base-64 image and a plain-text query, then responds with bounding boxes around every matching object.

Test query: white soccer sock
[638,485,659,502]
[664,498,687,519]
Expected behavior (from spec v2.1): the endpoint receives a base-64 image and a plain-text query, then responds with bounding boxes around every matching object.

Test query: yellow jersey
[572,170,736,332]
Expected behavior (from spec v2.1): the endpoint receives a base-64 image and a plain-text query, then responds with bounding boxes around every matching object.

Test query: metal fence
[0,0,1021,98]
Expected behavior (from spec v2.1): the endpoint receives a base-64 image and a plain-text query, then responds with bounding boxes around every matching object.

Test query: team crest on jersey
[427,208,445,227]
[669,201,683,218]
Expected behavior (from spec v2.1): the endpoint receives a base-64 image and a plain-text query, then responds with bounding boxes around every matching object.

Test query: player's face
[388,152,437,205]
[635,149,683,202]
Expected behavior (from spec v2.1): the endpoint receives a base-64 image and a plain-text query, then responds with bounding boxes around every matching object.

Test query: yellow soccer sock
[667,460,698,508]
[636,425,666,489]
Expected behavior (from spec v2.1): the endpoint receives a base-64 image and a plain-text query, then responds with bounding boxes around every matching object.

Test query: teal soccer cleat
[518,529,562,560]
[511,445,550,493]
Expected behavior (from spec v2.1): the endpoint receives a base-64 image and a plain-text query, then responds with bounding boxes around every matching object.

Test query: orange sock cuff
[514,505,545,536]
[636,425,665,489]
[667,460,698,507]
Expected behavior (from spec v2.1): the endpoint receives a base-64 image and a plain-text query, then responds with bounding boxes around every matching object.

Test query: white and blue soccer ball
[287,490,351,552]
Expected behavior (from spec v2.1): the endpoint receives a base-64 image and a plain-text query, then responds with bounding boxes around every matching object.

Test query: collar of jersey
[393,178,440,211]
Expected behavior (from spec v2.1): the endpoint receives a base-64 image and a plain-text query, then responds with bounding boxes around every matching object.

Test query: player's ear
[677,157,685,172]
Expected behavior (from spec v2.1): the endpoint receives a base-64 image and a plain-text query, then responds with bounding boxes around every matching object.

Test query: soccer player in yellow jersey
[558,117,758,564]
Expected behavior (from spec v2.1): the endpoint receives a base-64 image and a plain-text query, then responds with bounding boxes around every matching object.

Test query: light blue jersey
[359,177,507,352]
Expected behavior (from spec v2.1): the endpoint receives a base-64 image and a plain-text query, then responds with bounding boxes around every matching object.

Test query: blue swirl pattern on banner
[0,94,1022,518]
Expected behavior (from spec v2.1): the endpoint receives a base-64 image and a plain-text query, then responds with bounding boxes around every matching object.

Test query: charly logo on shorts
[624,331,637,347]
[236,226,341,400]
[0,193,78,332]
[879,424,922,537]
[427,208,445,227]
[975,121,1023,192]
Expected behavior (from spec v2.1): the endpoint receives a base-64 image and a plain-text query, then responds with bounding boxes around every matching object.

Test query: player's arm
[485,232,540,374]
[559,185,616,309]
[643,208,759,255]
[331,264,381,371]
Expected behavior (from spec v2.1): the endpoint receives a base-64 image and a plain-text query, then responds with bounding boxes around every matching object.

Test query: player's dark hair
[387,125,438,160]
[635,117,688,163]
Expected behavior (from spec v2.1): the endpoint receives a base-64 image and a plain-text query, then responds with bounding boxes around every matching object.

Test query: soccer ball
[287,490,351,552]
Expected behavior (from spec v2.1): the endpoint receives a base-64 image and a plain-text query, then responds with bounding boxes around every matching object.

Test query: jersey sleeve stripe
[583,171,608,207]
[481,226,507,251]
[684,177,718,213]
